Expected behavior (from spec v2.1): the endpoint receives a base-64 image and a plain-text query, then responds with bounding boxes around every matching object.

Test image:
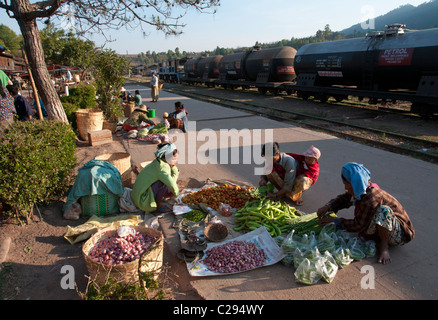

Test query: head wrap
[341,162,371,201]
[155,143,177,160]
[304,145,321,159]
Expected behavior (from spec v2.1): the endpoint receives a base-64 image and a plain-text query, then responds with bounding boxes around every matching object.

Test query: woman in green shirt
[131,143,179,213]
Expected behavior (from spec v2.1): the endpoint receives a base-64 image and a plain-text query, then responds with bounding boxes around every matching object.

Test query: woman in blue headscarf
[131,142,179,213]
[317,162,415,264]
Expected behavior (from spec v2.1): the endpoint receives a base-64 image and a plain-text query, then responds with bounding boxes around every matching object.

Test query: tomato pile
[182,184,257,210]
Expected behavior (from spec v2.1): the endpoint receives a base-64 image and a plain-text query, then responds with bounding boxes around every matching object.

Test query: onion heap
[89,231,157,266]
[201,240,267,273]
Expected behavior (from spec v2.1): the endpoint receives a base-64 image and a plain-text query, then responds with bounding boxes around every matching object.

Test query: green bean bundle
[233,199,298,237]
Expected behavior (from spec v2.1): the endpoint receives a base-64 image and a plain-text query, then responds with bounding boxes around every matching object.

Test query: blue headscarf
[341,162,371,201]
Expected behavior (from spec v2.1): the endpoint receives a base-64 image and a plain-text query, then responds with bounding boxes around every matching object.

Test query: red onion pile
[88,231,157,266]
[201,240,267,273]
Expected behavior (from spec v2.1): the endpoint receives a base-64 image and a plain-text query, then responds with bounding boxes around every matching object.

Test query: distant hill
[341,0,438,36]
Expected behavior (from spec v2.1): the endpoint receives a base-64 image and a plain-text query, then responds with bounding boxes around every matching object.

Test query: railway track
[164,83,438,164]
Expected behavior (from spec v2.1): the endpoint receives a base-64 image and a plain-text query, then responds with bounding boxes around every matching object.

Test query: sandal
[177,249,204,263]
[182,235,207,251]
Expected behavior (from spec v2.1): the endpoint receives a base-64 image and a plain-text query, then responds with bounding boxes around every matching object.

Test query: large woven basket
[124,102,135,117]
[95,152,132,188]
[82,226,164,285]
[76,109,103,141]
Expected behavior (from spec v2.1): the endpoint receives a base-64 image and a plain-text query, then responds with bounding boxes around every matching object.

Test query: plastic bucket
[148,109,156,118]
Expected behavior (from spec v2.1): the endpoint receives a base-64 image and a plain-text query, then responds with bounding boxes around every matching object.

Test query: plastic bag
[316,231,336,254]
[294,258,322,285]
[333,247,353,268]
[63,201,82,220]
[281,230,305,253]
[318,251,338,283]
[218,203,234,217]
[347,238,366,261]
[364,240,377,257]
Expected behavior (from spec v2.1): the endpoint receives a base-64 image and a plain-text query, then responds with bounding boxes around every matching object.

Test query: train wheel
[316,93,328,103]
[258,88,268,95]
[411,103,435,117]
[297,91,310,101]
[334,95,346,102]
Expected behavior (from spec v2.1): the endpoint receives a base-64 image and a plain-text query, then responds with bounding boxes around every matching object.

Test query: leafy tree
[0,0,220,122]
[0,24,22,56]
[92,49,129,122]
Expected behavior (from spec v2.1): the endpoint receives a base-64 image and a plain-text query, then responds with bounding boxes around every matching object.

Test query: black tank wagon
[216,46,297,93]
[291,25,438,115]
[161,25,438,116]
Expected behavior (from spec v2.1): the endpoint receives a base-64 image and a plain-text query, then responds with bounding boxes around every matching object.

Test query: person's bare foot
[378,247,391,264]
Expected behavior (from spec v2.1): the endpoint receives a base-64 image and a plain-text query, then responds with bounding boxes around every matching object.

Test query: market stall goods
[88,230,158,265]
[285,212,337,236]
[181,184,258,210]
[201,240,267,273]
[82,226,163,285]
[233,199,299,237]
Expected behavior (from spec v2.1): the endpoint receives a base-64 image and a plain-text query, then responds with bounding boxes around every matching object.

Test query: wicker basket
[76,109,103,141]
[204,223,229,242]
[95,152,132,188]
[82,226,164,285]
[124,102,135,117]
[103,120,118,133]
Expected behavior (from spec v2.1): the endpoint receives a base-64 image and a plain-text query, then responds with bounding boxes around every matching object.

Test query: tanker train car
[182,55,223,86]
[290,25,438,115]
[216,46,297,93]
[161,25,438,115]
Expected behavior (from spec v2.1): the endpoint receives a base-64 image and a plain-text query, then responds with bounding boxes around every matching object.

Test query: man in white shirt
[150,72,159,102]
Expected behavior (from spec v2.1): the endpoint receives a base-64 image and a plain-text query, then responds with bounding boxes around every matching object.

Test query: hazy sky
[0,0,429,54]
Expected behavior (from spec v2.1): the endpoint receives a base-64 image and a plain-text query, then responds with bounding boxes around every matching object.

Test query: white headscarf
[155,143,177,160]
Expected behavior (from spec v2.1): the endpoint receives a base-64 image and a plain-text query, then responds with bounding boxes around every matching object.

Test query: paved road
[123,82,438,300]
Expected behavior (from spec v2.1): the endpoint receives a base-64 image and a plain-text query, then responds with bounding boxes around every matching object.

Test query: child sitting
[162,112,170,129]
[288,145,321,205]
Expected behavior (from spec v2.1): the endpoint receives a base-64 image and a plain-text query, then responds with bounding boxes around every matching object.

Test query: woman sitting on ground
[123,107,155,131]
[317,162,415,264]
[168,101,189,133]
[130,142,179,213]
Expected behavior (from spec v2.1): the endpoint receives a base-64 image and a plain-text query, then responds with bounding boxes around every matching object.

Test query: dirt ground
[0,134,201,300]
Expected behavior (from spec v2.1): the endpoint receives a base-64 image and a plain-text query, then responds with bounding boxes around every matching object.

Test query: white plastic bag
[119,188,141,213]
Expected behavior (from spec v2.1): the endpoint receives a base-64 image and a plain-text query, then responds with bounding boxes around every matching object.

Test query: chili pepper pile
[182,184,258,210]
[233,199,299,237]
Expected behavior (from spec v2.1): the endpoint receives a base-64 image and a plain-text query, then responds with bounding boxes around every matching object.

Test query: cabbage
[137,128,149,137]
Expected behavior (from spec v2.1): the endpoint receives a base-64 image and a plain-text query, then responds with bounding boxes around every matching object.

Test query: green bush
[60,84,96,132]
[0,120,77,223]
[62,101,80,132]
[60,83,96,109]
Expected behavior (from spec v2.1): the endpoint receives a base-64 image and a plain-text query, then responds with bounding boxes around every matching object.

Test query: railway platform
[123,82,438,300]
